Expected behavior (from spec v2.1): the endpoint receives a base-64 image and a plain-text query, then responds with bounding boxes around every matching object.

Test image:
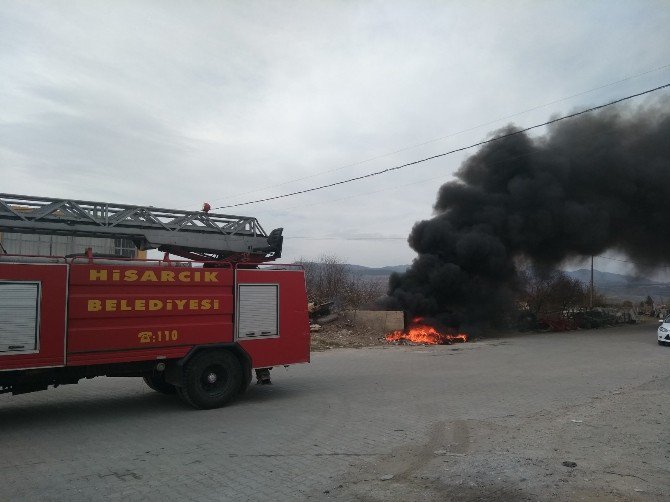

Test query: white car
[658,316,670,346]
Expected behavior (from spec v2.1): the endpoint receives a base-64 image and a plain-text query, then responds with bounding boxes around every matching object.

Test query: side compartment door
[235,268,310,368]
[0,282,40,353]
[237,283,279,340]
[0,263,68,370]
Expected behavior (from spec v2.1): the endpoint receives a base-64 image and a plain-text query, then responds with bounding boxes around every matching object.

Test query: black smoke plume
[388,98,670,327]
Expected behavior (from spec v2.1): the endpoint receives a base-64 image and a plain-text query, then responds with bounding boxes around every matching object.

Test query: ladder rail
[0,193,281,260]
[0,193,266,236]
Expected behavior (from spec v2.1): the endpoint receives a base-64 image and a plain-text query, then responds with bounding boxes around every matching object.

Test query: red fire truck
[0,193,310,409]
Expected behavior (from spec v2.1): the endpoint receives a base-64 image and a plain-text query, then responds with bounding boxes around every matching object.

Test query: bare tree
[547,274,586,312]
[295,255,385,309]
[520,269,587,316]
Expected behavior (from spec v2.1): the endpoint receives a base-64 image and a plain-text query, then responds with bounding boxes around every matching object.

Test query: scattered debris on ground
[310,310,657,351]
[308,301,335,318]
[517,308,639,332]
[310,313,389,351]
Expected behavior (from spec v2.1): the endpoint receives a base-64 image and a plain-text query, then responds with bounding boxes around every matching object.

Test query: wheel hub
[206,372,218,384]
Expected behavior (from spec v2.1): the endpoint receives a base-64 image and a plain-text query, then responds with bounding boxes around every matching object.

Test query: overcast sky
[1,1,669,270]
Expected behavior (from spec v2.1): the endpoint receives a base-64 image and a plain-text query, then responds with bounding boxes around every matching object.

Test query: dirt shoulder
[310,315,389,350]
[310,315,660,351]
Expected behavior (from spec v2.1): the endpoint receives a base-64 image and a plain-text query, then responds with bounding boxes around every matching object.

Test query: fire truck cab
[0,194,310,409]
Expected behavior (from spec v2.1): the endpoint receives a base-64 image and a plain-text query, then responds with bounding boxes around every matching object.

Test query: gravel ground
[0,321,667,501]
[317,322,670,501]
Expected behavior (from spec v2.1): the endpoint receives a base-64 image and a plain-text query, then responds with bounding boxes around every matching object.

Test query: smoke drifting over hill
[388,98,670,327]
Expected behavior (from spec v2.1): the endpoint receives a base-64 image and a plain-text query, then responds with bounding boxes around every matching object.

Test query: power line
[278,151,537,212]
[596,254,670,269]
[597,255,634,264]
[191,63,670,208]
[278,98,663,213]
[214,83,670,210]
[286,236,406,241]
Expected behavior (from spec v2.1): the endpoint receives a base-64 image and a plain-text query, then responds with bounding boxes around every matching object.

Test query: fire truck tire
[179,350,242,409]
[176,386,196,408]
[143,374,177,395]
[240,366,253,395]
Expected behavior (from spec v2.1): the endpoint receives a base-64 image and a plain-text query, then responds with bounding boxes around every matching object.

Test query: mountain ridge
[337,264,670,302]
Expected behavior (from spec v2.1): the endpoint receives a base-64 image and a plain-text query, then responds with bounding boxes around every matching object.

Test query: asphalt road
[1,322,668,501]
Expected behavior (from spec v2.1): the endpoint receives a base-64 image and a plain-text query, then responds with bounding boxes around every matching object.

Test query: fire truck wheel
[179,350,242,409]
[143,374,176,395]
[239,362,253,395]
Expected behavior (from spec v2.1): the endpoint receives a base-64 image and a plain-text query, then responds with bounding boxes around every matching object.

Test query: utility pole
[590,255,594,309]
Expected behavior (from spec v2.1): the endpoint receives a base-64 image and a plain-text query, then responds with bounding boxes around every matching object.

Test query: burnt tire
[178,350,242,409]
[143,373,176,395]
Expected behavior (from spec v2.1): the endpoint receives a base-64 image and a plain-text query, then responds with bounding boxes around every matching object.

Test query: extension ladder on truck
[0,193,283,262]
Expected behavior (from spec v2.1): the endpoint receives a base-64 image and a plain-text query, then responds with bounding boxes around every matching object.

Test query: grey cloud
[1,1,669,266]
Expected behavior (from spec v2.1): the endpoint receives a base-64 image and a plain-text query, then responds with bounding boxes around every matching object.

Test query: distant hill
[297,262,409,278]
[309,263,670,303]
[344,264,410,276]
[566,269,670,302]
[566,269,655,287]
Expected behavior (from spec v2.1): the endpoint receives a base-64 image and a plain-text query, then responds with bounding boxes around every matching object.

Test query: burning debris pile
[388,98,670,328]
[386,317,468,345]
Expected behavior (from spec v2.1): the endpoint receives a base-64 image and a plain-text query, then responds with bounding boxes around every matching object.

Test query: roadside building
[0,232,146,259]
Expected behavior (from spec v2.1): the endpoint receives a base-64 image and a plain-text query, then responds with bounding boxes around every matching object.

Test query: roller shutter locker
[0,282,40,353]
[237,284,278,339]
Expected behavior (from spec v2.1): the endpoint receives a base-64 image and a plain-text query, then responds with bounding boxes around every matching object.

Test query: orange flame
[386,317,469,345]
